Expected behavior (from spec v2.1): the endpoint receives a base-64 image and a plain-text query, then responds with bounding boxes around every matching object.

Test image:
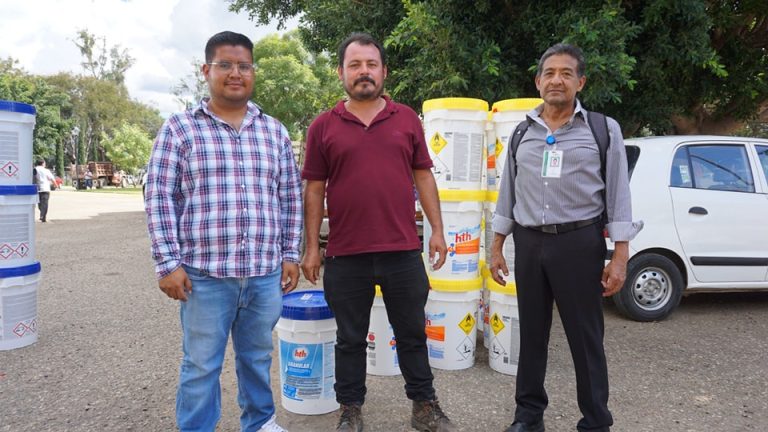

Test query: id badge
[541,150,563,178]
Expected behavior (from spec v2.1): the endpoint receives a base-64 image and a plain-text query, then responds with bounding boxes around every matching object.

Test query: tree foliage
[73,29,135,85]
[251,31,343,140]
[0,59,71,173]
[101,123,153,174]
[230,0,768,136]
[0,30,162,177]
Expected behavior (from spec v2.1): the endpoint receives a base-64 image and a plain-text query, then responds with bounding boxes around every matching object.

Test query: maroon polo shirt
[302,96,433,256]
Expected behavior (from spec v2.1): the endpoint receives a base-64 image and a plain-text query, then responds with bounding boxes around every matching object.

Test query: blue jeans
[177,265,283,432]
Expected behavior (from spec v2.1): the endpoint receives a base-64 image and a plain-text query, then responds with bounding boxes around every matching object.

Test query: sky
[0,0,297,117]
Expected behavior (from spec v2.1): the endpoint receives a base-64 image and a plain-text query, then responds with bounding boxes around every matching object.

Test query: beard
[344,76,384,101]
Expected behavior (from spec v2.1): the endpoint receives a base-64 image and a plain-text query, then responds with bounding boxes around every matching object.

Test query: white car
[609,135,768,321]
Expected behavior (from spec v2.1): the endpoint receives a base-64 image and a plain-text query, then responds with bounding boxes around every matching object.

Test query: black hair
[337,32,386,68]
[536,43,586,77]
[205,31,254,63]
[35,159,44,166]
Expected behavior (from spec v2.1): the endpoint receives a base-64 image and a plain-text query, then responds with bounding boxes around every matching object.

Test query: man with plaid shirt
[144,31,301,432]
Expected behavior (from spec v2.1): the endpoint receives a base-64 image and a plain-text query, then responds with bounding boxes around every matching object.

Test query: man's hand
[427,232,448,271]
[282,262,300,294]
[300,248,322,285]
[490,250,509,286]
[159,267,192,301]
[602,241,629,297]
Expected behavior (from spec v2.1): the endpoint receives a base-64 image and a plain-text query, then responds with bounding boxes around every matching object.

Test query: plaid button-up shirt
[145,99,302,279]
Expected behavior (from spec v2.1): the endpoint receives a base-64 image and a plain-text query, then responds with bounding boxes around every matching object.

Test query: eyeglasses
[208,62,255,73]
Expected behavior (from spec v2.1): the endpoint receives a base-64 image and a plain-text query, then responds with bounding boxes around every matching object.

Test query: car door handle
[689,206,708,215]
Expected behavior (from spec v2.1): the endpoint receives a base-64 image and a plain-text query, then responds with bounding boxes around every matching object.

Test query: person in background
[84,169,93,189]
[144,31,302,432]
[34,159,56,223]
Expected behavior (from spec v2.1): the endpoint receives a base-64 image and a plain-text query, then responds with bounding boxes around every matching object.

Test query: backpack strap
[509,117,532,172]
[586,110,611,223]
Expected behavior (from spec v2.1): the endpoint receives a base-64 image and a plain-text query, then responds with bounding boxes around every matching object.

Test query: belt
[526,216,603,235]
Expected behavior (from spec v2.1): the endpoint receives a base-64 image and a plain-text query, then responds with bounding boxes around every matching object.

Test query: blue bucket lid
[0,262,41,278]
[0,185,38,195]
[281,290,334,320]
[0,100,36,115]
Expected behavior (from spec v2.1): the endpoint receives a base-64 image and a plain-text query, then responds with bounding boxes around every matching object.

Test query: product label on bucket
[447,225,481,256]
[279,340,335,401]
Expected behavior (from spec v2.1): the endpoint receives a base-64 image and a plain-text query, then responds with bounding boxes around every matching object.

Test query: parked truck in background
[70,162,125,189]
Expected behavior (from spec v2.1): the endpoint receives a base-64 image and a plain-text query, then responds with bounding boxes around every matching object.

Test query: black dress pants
[322,249,435,405]
[38,192,50,222]
[512,222,613,431]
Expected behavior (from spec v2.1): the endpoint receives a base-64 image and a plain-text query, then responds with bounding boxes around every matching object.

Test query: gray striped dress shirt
[492,100,642,242]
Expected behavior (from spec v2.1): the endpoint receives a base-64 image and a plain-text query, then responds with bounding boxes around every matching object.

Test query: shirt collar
[332,95,398,117]
[528,99,586,124]
[193,98,263,125]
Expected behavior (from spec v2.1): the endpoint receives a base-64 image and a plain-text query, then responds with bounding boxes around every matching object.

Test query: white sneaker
[259,415,287,432]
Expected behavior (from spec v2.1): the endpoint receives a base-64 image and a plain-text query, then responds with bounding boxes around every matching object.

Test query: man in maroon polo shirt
[301,32,456,432]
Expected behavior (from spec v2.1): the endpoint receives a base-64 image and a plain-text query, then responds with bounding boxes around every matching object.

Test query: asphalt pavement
[1,190,767,431]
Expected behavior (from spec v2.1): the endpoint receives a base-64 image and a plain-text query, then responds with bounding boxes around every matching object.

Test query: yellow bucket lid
[375,284,382,297]
[439,189,486,202]
[429,276,483,292]
[491,98,542,113]
[486,190,498,203]
[486,276,517,295]
[423,97,489,113]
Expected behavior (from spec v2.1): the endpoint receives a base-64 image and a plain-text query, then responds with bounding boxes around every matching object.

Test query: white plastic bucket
[423,98,489,190]
[423,190,484,279]
[276,290,339,415]
[0,262,41,350]
[488,98,542,190]
[0,187,38,269]
[367,285,400,376]
[425,278,481,370]
[484,191,515,276]
[0,101,36,186]
[487,278,519,375]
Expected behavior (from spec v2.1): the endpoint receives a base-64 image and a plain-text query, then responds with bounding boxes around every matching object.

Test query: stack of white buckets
[422,97,541,375]
[422,97,486,371]
[0,100,41,352]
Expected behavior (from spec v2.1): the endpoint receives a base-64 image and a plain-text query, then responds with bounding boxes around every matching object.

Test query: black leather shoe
[503,420,545,432]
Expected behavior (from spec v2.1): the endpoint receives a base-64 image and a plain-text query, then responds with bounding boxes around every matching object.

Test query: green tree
[251,31,343,140]
[0,59,72,175]
[101,122,153,174]
[230,0,768,136]
[73,29,135,85]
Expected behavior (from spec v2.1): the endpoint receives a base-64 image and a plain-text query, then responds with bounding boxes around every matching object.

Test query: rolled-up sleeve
[278,127,303,263]
[604,118,643,241]
[145,119,183,279]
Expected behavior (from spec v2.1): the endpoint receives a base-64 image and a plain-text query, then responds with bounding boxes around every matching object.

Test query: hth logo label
[292,346,309,361]
[454,231,472,243]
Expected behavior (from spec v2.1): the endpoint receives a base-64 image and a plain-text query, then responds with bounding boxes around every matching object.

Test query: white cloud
[0,0,297,117]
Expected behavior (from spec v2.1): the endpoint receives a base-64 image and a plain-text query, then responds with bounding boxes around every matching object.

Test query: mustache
[354,76,376,85]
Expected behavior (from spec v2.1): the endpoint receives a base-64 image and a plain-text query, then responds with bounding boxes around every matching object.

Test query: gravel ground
[1,190,767,431]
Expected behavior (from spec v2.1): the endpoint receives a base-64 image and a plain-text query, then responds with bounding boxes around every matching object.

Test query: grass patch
[79,187,143,195]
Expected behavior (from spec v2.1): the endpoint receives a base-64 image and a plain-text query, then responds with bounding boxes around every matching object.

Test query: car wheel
[612,253,684,322]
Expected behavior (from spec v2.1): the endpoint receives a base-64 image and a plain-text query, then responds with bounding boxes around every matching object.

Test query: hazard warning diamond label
[14,243,29,257]
[429,132,448,155]
[0,244,14,259]
[458,312,475,335]
[495,137,504,160]
[1,161,19,177]
[491,312,505,335]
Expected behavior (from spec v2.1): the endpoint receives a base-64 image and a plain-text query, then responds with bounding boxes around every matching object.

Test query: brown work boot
[411,399,456,432]
[337,403,363,432]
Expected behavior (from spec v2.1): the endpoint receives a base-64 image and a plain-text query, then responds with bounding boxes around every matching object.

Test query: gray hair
[536,43,586,77]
